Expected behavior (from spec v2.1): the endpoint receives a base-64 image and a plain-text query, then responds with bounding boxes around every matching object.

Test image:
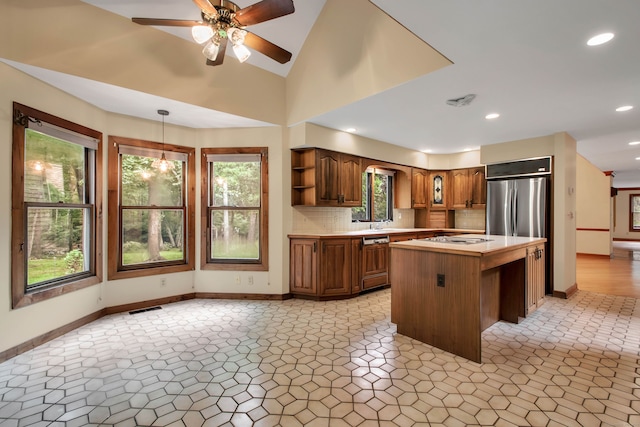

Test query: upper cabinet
[427,171,448,210]
[451,167,486,209]
[411,168,428,209]
[292,148,362,207]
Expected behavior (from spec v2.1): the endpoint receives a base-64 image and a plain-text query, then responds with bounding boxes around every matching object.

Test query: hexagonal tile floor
[1,289,639,426]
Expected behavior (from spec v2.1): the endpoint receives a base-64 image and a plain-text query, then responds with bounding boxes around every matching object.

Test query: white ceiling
[5,0,640,187]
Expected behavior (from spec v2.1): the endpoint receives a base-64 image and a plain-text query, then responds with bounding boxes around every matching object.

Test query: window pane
[121,154,183,206]
[352,172,368,221]
[633,196,640,213]
[373,173,392,222]
[212,161,260,207]
[211,210,260,260]
[26,207,88,288]
[122,209,184,265]
[25,129,85,203]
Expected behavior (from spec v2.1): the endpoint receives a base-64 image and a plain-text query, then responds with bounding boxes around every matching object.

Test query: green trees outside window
[201,148,268,271]
[352,168,394,222]
[12,102,103,308]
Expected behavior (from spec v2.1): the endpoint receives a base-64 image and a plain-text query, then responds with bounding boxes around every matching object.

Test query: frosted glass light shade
[192,25,214,44]
[202,40,220,61]
[233,44,251,63]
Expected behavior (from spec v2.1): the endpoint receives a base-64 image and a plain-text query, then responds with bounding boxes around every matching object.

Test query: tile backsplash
[292,207,415,234]
[292,207,486,233]
[454,209,486,230]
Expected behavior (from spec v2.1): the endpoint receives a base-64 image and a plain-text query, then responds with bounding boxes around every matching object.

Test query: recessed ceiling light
[485,113,500,120]
[345,127,357,133]
[463,148,473,152]
[630,141,640,146]
[636,157,640,160]
[421,149,433,153]
[616,105,634,112]
[587,32,614,46]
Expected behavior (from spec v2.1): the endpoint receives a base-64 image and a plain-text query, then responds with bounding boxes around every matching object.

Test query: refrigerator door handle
[511,186,518,236]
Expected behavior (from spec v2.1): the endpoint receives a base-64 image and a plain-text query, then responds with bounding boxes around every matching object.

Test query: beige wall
[576,155,612,255]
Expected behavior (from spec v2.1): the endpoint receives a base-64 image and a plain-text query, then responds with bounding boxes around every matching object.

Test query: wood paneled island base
[389,235,546,363]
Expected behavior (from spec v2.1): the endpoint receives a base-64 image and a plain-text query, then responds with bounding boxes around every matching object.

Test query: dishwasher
[361,235,390,290]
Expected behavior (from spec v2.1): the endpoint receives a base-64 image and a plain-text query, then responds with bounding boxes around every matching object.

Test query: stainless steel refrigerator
[485,163,552,294]
[486,177,547,238]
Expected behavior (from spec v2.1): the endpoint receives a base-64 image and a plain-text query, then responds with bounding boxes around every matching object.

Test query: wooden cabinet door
[316,150,340,205]
[290,239,317,295]
[361,243,389,290]
[469,167,486,209]
[318,239,351,296]
[526,245,545,315]
[451,169,470,209]
[428,171,448,210]
[351,238,362,293]
[411,168,428,208]
[339,154,362,207]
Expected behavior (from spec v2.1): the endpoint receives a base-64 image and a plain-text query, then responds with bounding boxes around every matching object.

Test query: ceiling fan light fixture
[227,27,246,45]
[202,40,220,61]
[192,25,214,44]
[233,43,251,63]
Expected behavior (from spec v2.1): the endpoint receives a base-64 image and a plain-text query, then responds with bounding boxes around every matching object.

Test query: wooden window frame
[107,136,195,280]
[11,102,103,308]
[629,193,640,232]
[200,147,269,271]
[352,168,394,223]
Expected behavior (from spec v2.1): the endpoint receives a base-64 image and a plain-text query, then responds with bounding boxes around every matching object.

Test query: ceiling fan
[132,0,294,66]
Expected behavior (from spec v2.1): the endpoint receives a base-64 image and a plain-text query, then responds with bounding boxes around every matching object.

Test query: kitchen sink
[424,236,493,245]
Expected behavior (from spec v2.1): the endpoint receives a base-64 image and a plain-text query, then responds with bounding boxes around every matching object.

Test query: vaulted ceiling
[2,1,639,186]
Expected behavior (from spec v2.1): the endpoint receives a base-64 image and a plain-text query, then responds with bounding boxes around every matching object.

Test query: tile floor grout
[0,289,639,426]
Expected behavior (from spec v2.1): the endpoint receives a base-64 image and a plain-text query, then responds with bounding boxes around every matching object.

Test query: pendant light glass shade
[192,25,214,44]
[233,44,251,63]
[202,40,220,61]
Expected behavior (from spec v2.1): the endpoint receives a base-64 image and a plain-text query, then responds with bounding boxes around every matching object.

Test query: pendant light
[152,109,173,172]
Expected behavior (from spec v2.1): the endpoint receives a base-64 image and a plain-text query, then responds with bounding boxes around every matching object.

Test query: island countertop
[390,234,546,256]
[287,228,484,238]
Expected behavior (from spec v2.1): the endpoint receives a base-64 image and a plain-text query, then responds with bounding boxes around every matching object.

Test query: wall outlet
[235,275,241,284]
[248,276,254,285]
[437,274,445,287]
[161,278,166,287]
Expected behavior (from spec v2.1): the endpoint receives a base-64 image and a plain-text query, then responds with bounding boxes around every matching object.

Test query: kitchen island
[389,234,546,363]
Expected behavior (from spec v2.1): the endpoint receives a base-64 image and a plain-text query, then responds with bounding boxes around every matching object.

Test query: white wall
[576,155,612,255]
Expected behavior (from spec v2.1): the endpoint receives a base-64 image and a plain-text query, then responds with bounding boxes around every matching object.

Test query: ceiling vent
[446,94,476,107]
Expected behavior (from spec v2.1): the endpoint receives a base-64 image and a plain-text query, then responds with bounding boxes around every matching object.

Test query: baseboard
[0,309,105,364]
[1,291,293,363]
[576,253,611,259]
[553,282,578,299]
[195,292,293,300]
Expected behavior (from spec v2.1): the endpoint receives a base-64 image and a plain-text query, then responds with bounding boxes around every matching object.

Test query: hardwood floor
[576,241,640,299]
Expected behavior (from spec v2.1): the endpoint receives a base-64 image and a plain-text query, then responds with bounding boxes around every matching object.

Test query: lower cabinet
[290,236,392,299]
[361,243,389,290]
[526,244,545,314]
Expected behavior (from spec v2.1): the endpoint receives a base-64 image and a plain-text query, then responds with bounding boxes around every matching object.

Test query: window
[201,148,268,270]
[352,168,394,222]
[11,103,102,308]
[630,194,640,231]
[108,136,195,279]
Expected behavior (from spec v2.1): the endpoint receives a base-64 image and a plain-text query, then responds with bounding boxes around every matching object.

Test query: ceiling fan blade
[243,31,292,64]
[206,40,227,66]
[193,0,218,17]
[132,18,202,27]
[235,0,295,26]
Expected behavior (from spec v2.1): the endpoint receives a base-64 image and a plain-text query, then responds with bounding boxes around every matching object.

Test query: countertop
[389,234,546,256]
[288,228,485,238]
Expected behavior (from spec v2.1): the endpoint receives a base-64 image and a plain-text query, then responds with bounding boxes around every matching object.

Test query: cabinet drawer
[362,273,388,290]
